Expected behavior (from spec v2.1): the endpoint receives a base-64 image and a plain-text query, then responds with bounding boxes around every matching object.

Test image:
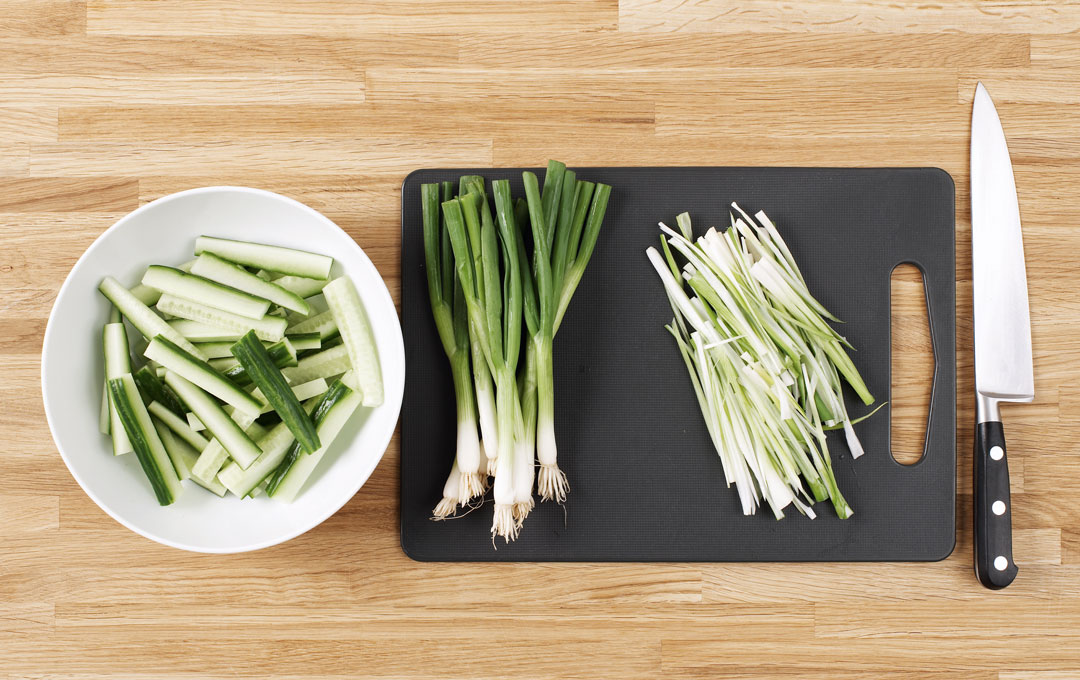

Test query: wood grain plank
[0,108,57,143]
[367,67,958,106]
[0,35,458,73]
[813,599,1080,638]
[660,636,1080,676]
[0,178,137,212]
[0,495,59,534]
[1031,36,1080,67]
[619,0,1080,34]
[59,102,654,141]
[0,603,53,642]
[87,0,618,35]
[0,0,84,37]
[0,74,364,106]
[25,140,491,176]
[0,212,116,289]
[960,71,1080,105]
[460,33,1030,69]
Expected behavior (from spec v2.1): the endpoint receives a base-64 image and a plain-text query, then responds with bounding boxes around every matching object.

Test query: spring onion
[647,205,878,519]
[421,162,612,541]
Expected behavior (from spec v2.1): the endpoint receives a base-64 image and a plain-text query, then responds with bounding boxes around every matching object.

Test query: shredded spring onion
[647,205,878,520]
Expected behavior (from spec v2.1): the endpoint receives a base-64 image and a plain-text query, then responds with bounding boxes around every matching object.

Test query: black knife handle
[974,421,1017,589]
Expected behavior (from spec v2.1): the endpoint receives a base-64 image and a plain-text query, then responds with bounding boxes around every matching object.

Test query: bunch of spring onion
[421,162,611,540]
[647,205,880,519]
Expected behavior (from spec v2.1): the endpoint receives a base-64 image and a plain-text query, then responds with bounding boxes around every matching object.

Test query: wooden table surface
[4,2,1080,678]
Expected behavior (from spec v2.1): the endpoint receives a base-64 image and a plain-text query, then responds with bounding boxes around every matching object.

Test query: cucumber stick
[273,274,328,299]
[133,365,186,416]
[322,277,383,406]
[148,401,210,451]
[99,382,111,435]
[284,333,321,351]
[129,283,162,307]
[195,337,316,359]
[145,336,263,416]
[152,417,193,481]
[286,310,338,340]
[190,253,310,315]
[157,294,286,342]
[195,236,333,280]
[190,420,265,485]
[221,339,296,387]
[168,320,242,343]
[108,374,183,505]
[164,371,262,469]
[281,344,351,384]
[142,265,271,320]
[99,276,207,360]
[217,421,298,497]
[268,376,363,502]
[252,378,329,411]
[103,322,133,455]
[231,331,320,453]
[187,412,206,431]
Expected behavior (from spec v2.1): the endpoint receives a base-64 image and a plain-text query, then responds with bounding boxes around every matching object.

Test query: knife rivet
[994,555,1008,571]
[992,500,1006,515]
[990,445,1004,461]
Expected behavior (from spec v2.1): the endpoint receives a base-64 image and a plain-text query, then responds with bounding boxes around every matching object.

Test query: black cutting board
[399,167,955,562]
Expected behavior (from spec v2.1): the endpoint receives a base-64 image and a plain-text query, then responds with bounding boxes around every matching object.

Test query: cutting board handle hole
[890,262,934,465]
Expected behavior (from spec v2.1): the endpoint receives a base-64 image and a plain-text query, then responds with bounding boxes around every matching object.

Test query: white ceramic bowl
[41,187,404,553]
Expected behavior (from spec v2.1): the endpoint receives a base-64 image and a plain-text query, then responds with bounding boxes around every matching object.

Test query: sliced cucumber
[108,374,183,505]
[223,339,296,388]
[286,310,338,340]
[231,331,320,453]
[103,322,133,455]
[142,265,271,320]
[108,305,122,324]
[148,400,210,451]
[190,253,310,315]
[209,357,239,372]
[157,294,287,342]
[145,336,263,416]
[191,420,265,484]
[217,421,297,498]
[197,475,228,497]
[129,283,162,307]
[132,365,185,416]
[98,382,111,435]
[186,412,206,431]
[281,344,351,384]
[267,376,362,502]
[195,236,333,280]
[273,274,328,299]
[252,378,329,411]
[284,332,321,352]
[99,276,206,360]
[152,417,193,481]
[322,277,382,407]
[168,320,242,343]
[164,371,263,470]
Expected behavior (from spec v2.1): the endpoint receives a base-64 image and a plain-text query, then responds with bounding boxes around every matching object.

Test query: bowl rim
[40,185,404,553]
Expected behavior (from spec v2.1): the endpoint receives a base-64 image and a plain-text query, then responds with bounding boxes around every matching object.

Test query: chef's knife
[970,82,1034,590]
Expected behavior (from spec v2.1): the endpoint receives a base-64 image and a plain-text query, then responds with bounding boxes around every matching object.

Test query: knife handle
[974,421,1018,589]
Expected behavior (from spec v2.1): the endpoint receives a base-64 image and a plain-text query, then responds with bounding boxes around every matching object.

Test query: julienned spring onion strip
[647,205,877,520]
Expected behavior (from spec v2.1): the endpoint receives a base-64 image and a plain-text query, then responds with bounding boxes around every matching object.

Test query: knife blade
[970,82,1034,590]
